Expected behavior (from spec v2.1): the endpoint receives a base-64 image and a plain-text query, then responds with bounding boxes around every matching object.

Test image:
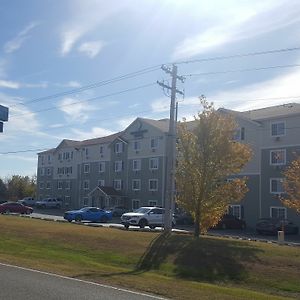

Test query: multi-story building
[37,104,300,229]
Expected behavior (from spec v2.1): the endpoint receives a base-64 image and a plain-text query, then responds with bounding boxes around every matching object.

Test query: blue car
[64,207,112,223]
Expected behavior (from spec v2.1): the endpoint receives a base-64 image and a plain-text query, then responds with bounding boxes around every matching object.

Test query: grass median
[0,215,299,300]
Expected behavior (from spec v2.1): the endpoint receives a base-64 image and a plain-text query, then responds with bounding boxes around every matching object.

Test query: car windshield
[134,207,151,214]
[78,207,90,212]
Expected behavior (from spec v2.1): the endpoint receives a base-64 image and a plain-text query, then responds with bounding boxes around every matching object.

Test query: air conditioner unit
[135,150,139,154]
[152,148,156,152]
[275,136,280,141]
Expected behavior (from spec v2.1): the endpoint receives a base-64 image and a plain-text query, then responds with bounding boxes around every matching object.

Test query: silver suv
[121,207,175,229]
[36,198,62,209]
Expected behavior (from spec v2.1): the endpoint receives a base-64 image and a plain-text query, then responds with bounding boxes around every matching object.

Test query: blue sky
[1,0,300,177]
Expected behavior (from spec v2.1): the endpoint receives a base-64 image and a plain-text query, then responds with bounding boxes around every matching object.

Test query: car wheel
[5,209,10,214]
[139,219,147,228]
[101,215,108,223]
[149,225,156,229]
[68,219,72,223]
[222,223,227,230]
[75,215,82,222]
[124,224,129,229]
[26,210,32,215]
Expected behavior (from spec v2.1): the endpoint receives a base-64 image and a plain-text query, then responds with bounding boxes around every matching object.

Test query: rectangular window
[114,160,123,172]
[270,178,284,194]
[149,157,159,170]
[39,182,44,189]
[270,206,287,219]
[271,122,285,136]
[233,127,245,141]
[133,140,141,151]
[99,145,104,154]
[132,179,141,191]
[149,200,157,207]
[57,181,63,190]
[85,148,89,156]
[149,179,158,191]
[98,180,105,187]
[132,199,140,210]
[99,161,105,173]
[115,142,123,153]
[58,153,62,160]
[47,168,51,175]
[83,180,89,190]
[228,205,241,219]
[132,159,141,171]
[41,155,44,164]
[40,168,45,176]
[65,166,72,174]
[65,180,71,190]
[83,197,89,206]
[113,179,122,190]
[84,164,90,173]
[150,137,159,149]
[270,149,286,165]
[65,196,70,206]
[48,155,51,162]
[46,181,51,189]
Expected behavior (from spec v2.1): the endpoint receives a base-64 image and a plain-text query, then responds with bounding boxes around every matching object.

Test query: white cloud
[71,127,115,140]
[4,22,39,53]
[78,40,106,58]
[0,80,19,89]
[172,0,300,59]
[61,28,84,56]
[117,117,136,130]
[151,97,170,113]
[0,80,48,89]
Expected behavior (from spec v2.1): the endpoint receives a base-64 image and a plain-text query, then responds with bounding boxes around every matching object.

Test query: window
[133,140,141,151]
[46,181,51,189]
[47,155,51,163]
[98,180,105,187]
[149,157,159,170]
[99,145,104,154]
[83,180,89,190]
[132,179,141,191]
[115,142,123,153]
[270,178,284,194]
[228,205,241,219]
[113,179,122,190]
[84,164,90,173]
[149,179,158,191]
[114,160,123,172]
[65,196,70,206]
[65,180,71,190]
[99,161,105,173]
[57,181,63,190]
[58,153,62,160]
[41,155,44,164]
[132,199,140,210]
[132,159,141,171]
[39,182,44,189]
[150,137,159,149]
[270,149,286,165]
[149,200,157,207]
[271,122,285,136]
[65,166,72,174]
[47,168,51,175]
[85,148,89,156]
[83,197,89,206]
[40,168,45,176]
[233,127,245,141]
[270,206,287,219]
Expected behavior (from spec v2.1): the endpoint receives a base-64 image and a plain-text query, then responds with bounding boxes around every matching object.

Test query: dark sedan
[214,214,246,229]
[0,202,33,214]
[256,218,299,235]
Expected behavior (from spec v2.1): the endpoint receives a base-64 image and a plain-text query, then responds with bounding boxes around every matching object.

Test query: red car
[0,202,33,214]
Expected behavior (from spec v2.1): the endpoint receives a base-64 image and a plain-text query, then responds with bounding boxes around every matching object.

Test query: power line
[175,46,300,65]
[183,63,300,77]
[10,82,157,118]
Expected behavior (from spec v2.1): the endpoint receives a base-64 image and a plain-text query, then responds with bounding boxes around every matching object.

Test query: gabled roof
[218,108,262,126]
[138,117,170,132]
[80,132,123,146]
[88,186,125,197]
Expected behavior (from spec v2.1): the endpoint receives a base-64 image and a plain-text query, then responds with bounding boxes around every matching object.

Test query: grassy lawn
[0,216,299,300]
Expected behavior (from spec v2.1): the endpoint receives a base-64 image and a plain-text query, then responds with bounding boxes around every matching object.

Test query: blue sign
[0,122,3,133]
[0,105,9,121]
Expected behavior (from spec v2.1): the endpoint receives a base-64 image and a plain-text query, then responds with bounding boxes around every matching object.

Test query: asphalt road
[0,263,166,300]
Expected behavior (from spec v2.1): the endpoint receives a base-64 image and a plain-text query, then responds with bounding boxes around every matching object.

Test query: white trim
[260,144,300,150]
[270,121,286,137]
[113,179,122,190]
[270,206,287,219]
[114,160,123,172]
[132,179,141,191]
[149,157,159,170]
[57,181,63,190]
[269,178,284,194]
[270,149,286,166]
[99,161,105,173]
[83,163,90,173]
[83,180,90,190]
[149,200,157,206]
[149,179,158,191]
[98,179,105,187]
[229,204,241,219]
[132,159,141,171]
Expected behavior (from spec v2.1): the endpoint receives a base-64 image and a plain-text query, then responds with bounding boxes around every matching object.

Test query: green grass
[0,215,299,300]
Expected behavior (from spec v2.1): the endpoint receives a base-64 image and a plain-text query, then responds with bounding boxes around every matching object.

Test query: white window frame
[132,199,140,210]
[47,168,51,175]
[149,200,157,207]
[132,179,141,191]
[270,149,286,166]
[133,140,141,151]
[83,180,90,190]
[114,160,123,172]
[270,206,287,219]
[270,178,284,194]
[99,161,105,173]
[228,204,241,219]
[64,196,70,205]
[115,142,123,153]
[113,179,122,190]
[271,121,286,137]
[57,181,63,190]
[65,180,71,190]
[149,157,159,170]
[150,137,159,149]
[84,163,90,173]
[132,159,141,171]
[98,180,105,187]
[149,179,158,191]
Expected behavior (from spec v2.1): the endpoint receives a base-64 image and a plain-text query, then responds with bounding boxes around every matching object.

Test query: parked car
[36,198,62,209]
[17,197,36,207]
[107,206,128,217]
[256,218,299,235]
[64,207,112,223]
[174,210,194,225]
[213,214,246,230]
[121,206,176,229]
[0,202,33,214]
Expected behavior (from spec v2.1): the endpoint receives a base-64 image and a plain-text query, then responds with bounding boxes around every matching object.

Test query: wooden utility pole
[157,64,184,232]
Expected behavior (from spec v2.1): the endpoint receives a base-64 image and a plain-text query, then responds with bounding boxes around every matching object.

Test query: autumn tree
[281,157,300,213]
[6,175,36,201]
[176,99,252,237]
[0,178,8,201]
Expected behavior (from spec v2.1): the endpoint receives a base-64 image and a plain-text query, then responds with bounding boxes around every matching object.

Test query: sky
[1,0,300,177]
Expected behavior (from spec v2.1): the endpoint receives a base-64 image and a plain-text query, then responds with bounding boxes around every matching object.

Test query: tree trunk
[194,205,201,238]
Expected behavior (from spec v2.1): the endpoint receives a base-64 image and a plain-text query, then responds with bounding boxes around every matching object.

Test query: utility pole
[157,64,184,232]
